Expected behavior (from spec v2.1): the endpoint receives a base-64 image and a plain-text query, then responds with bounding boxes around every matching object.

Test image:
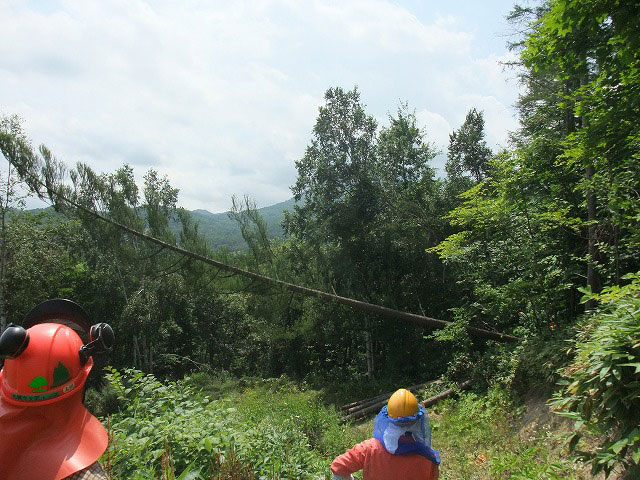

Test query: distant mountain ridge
[187,197,296,251]
[25,197,297,252]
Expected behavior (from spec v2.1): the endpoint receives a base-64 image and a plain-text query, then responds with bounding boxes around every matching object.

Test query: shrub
[550,273,640,476]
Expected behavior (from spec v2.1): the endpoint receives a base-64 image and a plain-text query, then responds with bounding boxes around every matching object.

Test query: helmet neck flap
[0,383,108,480]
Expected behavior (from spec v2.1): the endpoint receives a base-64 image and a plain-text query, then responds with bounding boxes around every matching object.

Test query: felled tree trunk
[422,380,472,408]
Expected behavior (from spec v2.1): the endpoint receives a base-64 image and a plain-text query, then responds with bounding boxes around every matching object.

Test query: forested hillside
[185,198,295,251]
[26,198,296,252]
[0,0,639,478]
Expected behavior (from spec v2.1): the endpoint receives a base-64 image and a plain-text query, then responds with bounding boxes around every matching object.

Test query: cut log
[422,380,472,408]
[341,392,394,412]
[340,397,389,424]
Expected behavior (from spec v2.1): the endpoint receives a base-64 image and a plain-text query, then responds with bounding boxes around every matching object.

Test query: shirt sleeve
[331,440,369,476]
[65,461,108,479]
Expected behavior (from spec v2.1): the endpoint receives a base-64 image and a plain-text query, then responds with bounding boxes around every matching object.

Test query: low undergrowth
[550,274,640,477]
[97,369,366,479]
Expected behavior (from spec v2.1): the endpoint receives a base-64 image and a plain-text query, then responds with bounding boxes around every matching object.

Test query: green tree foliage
[229,195,274,269]
[0,115,29,330]
[443,4,640,475]
[432,151,578,335]
[520,0,640,287]
[0,119,270,378]
[434,0,640,334]
[3,211,95,321]
[280,87,455,381]
[286,86,379,257]
[446,108,492,183]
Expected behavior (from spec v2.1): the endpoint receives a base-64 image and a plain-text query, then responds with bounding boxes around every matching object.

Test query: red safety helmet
[0,299,113,406]
[1,323,92,406]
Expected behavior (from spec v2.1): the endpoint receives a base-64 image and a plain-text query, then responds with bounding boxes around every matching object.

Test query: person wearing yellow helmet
[331,388,440,480]
[0,299,114,480]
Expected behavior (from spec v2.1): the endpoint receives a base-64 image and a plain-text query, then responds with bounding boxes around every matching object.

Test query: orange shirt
[331,438,439,480]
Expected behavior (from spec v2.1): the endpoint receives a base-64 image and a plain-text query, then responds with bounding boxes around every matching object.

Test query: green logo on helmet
[27,362,71,394]
[52,362,71,387]
[29,376,48,393]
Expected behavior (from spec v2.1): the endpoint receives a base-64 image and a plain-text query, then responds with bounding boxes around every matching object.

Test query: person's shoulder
[359,437,383,450]
[343,437,383,457]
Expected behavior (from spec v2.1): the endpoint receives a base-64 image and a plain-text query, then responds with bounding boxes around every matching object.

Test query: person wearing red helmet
[0,299,114,480]
[331,388,440,480]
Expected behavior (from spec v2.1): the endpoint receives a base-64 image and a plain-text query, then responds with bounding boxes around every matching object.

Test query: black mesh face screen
[22,299,91,343]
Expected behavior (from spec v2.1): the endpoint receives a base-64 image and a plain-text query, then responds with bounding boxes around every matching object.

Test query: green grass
[97,369,366,479]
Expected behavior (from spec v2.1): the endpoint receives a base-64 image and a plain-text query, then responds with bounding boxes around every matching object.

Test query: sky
[1,0,522,213]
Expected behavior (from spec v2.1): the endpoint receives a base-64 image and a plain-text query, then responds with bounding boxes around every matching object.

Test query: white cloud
[414,109,451,175]
[416,110,451,150]
[1,0,520,212]
[309,0,472,53]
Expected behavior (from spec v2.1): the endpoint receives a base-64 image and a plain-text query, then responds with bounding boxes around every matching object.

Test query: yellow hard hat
[387,388,419,418]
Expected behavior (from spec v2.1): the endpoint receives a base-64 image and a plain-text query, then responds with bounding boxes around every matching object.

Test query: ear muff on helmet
[1,322,115,365]
[79,323,114,365]
[0,324,29,359]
